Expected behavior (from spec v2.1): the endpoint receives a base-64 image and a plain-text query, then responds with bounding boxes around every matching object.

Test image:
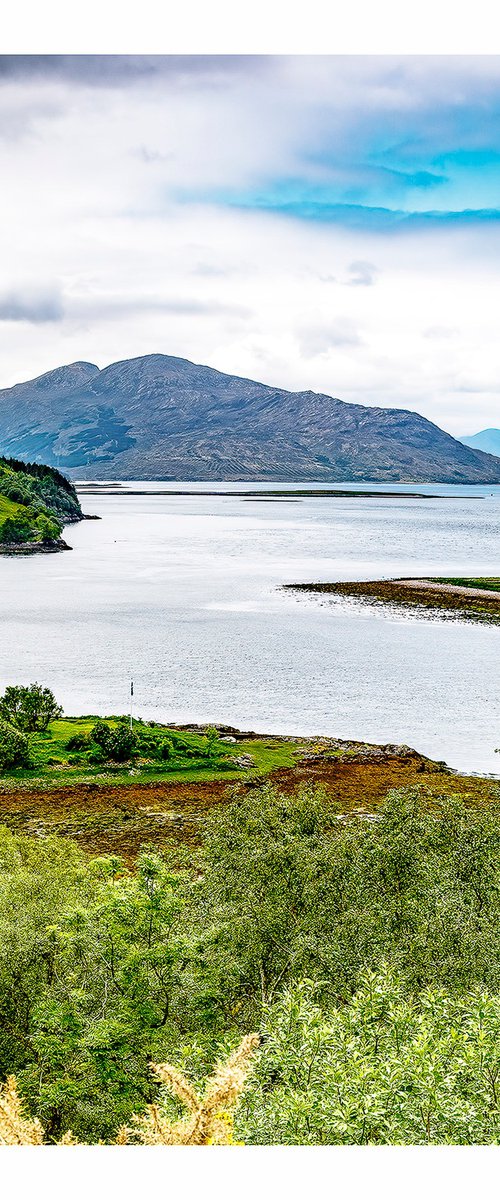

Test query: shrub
[35,515,61,543]
[90,721,138,763]
[0,517,33,545]
[89,720,113,756]
[0,719,32,769]
[204,727,220,759]
[65,733,89,752]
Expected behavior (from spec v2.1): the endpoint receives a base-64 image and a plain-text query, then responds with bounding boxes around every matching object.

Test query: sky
[1,55,500,435]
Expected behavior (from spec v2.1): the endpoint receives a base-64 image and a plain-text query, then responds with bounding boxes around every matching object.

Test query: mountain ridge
[460,429,500,459]
[1,353,500,484]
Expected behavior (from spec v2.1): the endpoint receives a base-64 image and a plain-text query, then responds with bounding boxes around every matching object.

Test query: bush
[204,727,220,759]
[87,745,106,765]
[0,719,32,769]
[35,515,61,543]
[0,517,33,545]
[90,721,138,763]
[135,729,161,759]
[65,733,89,752]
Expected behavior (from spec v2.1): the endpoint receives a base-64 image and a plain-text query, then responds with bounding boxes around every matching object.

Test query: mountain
[0,455,83,552]
[460,429,500,458]
[1,354,500,484]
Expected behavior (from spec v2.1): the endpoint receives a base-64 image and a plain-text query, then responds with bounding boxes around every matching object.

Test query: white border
[1,0,500,55]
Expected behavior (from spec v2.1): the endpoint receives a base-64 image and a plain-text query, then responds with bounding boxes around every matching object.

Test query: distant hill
[460,429,500,458]
[0,456,82,552]
[1,354,500,484]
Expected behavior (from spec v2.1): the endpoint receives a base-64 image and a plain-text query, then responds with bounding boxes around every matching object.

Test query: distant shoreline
[75,485,463,500]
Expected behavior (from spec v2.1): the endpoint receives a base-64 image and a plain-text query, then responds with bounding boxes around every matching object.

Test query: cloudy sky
[1,55,500,434]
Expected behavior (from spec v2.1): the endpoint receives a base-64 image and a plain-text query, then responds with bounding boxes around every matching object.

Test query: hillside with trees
[0,456,83,552]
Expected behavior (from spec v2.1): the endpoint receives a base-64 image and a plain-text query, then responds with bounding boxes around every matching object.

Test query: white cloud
[0,57,500,436]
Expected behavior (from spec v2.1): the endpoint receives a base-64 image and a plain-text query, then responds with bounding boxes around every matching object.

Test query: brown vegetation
[0,744,497,860]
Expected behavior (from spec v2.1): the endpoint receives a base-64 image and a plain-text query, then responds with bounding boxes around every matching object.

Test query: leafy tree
[237,968,500,1145]
[0,829,88,1082]
[0,684,62,732]
[195,786,500,1024]
[0,787,498,1144]
[19,852,190,1141]
[0,719,32,769]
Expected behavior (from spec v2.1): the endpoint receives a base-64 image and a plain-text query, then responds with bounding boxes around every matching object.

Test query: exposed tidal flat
[286,576,500,623]
[0,480,499,775]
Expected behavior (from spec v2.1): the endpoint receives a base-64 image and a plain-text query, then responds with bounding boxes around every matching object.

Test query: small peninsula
[285,577,500,623]
[0,456,84,554]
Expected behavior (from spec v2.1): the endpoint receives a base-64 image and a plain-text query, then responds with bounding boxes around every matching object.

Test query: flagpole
[130,678,133,731]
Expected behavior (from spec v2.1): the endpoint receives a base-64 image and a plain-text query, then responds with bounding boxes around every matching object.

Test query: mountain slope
[0,354,499,483]
[460,429,500,458]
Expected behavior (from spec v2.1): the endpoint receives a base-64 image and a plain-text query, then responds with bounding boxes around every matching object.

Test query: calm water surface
[1,481,499,775]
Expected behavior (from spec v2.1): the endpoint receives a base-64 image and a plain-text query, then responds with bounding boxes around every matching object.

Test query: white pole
[130,679,133,731]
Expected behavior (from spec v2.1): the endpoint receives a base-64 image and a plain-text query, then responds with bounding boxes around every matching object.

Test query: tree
[35,514,61,543]
[204,727,220,760]
[0,684,62,732]
[19,851,190,1141]
[0,719,32,769]
[237,968,500,1145]
[195,786,500,1024]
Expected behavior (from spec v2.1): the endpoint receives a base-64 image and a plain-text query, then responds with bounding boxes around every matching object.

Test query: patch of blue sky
[173,183,500,229]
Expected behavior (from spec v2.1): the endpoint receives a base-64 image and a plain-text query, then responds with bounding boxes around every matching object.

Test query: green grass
[0,716,301,788]
[0,492,24,526]
[432,577,500,592]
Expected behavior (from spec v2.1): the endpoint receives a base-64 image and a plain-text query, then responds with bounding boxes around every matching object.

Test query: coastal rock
[232,753,256,769]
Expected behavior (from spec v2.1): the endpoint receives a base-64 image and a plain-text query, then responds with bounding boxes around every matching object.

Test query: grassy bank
[0,716,302,788]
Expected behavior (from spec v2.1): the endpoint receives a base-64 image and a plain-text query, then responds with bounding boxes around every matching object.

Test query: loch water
[1,480,499,775]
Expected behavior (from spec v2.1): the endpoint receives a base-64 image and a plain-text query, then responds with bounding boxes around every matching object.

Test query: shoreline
[75,485,466,499]
[0,723,498,859]
[285,577,500,624]
[0,512,99,556]
[0,536,72,556]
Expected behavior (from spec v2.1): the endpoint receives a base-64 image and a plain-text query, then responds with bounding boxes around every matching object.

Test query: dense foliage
[0,719,32,769]
[0,456,82,546]
[0,785,498,1143]
[237,971,500,1144]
